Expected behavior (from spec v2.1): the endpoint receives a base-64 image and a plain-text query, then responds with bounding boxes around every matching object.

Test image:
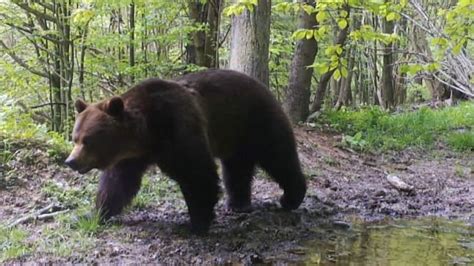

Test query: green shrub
[318,102,474,152]
[0,103,71,163]
[407,83,431,103]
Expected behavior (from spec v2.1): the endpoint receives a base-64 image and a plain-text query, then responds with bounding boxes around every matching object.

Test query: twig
[36,210,70,220]
[8,203,69,228]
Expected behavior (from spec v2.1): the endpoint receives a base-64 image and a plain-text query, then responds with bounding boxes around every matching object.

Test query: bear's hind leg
[222,154,255,212]
[96,157,149,220]
[258,152,306,210]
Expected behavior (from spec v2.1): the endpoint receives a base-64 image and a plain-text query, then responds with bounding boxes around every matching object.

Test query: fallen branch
[8,203,69,228]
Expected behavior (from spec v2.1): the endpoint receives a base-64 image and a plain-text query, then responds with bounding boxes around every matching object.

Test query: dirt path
[1,127,473,263]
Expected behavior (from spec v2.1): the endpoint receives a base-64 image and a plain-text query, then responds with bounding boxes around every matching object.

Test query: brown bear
[65,69,306,233]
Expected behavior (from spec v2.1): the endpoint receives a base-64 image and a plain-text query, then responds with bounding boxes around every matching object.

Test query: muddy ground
[1,127,473,264]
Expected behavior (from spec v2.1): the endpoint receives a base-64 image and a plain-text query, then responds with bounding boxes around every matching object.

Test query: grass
[0,227,32,261]
[447,132,474,152]
[319,102,474,152]
[132,172,182,210]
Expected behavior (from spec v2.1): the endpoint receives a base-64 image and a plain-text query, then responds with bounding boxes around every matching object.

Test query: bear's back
[176,69,292,159]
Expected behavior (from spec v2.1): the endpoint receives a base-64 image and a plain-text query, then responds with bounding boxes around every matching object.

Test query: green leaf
[341,66,348,77]
[338,19,348,29]
[313,63,330,74]
[302,4,314,15]
[292,30,307,40]
[316,11,327,23]
[348,0,361,6]
[452,41,464,55]
[459,0,470,8]
[336,46,343,55]
[426,62,441,72]
[386,12,397,21]
[334,69,341,80]
[318,26,327,36]
[306,30,314,39]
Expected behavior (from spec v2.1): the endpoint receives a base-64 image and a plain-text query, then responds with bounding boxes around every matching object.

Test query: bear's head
[65,97,142,173]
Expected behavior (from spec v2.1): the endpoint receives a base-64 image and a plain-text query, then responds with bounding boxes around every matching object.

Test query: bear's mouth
[77,166,93,174]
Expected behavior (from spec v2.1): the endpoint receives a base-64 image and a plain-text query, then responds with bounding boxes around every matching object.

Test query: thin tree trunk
[283,0,318,123]
[129,1,135,83]
[381,9,395,109]
[310,4,350,113]
[335,46,354,109]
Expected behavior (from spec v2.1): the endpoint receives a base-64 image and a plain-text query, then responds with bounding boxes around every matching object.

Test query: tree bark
[283,0,318,123]
[381,11,395,110]
[187,0,222,68]
[229,0,271,87]
[335,46,354,109]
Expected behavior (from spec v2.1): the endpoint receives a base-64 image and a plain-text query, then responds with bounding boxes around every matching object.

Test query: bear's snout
[64,157,78,170]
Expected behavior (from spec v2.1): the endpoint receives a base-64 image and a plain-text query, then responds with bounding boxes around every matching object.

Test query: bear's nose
[64,158,78,170]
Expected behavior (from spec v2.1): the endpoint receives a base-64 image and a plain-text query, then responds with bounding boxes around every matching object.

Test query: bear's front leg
[96,157,149,220]
[162,136,220,234]
[178,177,219,234]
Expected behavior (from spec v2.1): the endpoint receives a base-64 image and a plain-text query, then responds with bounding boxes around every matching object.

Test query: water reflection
[305,217,473,265]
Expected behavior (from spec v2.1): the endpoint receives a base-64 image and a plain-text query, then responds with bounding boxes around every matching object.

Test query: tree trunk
[310,4,350,113]
[335,46,354,109]
[381,11,395,110]
[229,0,271,87]
[129,1,135,83]
[283,0,318,123]
[187,0,222,68]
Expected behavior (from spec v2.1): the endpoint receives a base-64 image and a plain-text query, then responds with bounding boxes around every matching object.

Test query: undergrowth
[0,104,71,165]
[318,102,474,152]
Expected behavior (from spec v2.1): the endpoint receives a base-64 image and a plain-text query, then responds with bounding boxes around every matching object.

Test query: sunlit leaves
[386,12,397,21]
[292,29,308,40]
[349,25,399,44]
[400,62,441,75]
[337,18,347,29]
[72,8,95,26]
[308,44,348,80]
[301,4,315,15]
[442,0,473,55]
[316,11,327,23]
[223,0,258,16]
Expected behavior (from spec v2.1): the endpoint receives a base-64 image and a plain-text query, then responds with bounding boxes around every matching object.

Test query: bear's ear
[75,99,88,113]
[106,96,124,117]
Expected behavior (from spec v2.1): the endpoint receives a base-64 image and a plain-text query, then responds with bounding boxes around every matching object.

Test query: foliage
[0,100,71,162]
[0,227,31,262]
[406,84,431,103]
[318,102,474,152]
[224,0,258,16]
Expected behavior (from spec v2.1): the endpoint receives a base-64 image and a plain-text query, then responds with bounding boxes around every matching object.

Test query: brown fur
[65,69,306,234]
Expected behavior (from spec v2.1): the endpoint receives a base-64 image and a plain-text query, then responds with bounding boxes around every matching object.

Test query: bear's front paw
[280,194,304,211]
[190,221,211,235]
[224,201,253,213]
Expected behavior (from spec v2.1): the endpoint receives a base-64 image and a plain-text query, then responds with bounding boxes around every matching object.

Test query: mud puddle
[295,217,474,265]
